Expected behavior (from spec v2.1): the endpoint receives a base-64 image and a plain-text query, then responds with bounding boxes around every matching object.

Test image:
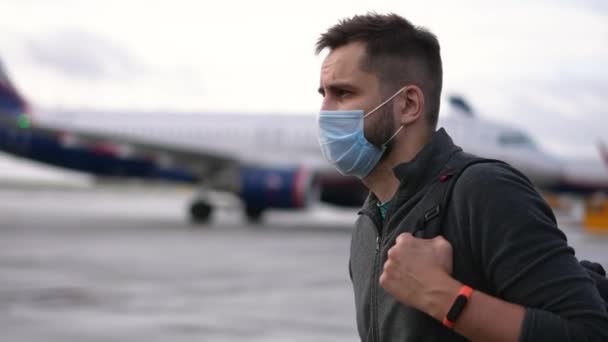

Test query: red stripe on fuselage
[292,168,306,208]
[90,142,118,157]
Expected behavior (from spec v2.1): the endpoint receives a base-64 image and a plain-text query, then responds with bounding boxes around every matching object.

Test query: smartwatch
[442,285,473,329]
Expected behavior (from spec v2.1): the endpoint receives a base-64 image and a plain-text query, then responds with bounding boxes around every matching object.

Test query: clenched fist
[379,232,460,317]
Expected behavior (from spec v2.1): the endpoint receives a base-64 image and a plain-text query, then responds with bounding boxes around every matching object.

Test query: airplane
[443,96,608,196]
[0,58,367,223]
[1,58,607,224]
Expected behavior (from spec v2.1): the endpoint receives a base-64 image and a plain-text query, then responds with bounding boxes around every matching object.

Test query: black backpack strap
[413,152,506,238]
[581,260,608,311]
[380,152,497,249]
[413,153,608,310]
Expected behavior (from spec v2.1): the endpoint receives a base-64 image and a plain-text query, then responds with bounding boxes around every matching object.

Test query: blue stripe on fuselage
[0,125,198,183]
[0,83,26,117]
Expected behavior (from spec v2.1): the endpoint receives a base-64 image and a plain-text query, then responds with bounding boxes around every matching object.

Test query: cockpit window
[498,131,537,150]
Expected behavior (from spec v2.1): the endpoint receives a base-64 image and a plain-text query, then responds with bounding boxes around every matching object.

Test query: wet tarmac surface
[0,186,606,341]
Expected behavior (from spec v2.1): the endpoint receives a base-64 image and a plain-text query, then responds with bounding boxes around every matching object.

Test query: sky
[0,0,607,160]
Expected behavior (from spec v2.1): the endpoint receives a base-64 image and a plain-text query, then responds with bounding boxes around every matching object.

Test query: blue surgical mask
[317,87,405,178]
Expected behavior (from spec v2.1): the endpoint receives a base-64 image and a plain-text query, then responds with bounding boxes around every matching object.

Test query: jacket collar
[392,127,461,186]
[361,128,461,213]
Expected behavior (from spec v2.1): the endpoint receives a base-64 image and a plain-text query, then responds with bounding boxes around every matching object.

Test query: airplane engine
[318,174,368,207]
[239,166,319,211]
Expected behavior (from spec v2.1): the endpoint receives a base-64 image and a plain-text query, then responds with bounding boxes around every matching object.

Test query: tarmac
[0,185,606,341]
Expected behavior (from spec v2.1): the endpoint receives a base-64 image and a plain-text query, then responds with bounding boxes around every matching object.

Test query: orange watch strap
[442,285,473,329]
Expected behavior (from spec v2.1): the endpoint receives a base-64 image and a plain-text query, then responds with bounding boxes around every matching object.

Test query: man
[315,13,608,341]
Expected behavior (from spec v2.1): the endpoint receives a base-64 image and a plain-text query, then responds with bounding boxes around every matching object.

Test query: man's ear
[398,85,425,126]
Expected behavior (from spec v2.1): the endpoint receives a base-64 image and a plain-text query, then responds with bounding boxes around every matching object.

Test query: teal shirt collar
[377,200,392,220]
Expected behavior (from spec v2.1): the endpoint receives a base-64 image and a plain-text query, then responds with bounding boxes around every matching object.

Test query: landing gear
[189,200,213,224]
[245,206,265,223]
[189,190,267,225]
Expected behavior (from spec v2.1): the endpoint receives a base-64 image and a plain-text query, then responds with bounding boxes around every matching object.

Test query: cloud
[25,30,144,81]
[548,0,608,14]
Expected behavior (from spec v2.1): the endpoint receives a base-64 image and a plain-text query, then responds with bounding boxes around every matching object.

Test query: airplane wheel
[245,206,265,223]
[190,201,213,224]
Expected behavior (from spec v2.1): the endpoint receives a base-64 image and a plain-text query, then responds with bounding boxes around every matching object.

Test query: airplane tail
[0,59,30,118]
[448,94,475,117]
[598,140,608,171]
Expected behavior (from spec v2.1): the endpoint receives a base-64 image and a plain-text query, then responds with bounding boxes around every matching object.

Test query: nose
[320,96,338,111]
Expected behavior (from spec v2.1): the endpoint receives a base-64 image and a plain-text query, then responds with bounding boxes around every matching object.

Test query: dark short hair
[316,13,442,128]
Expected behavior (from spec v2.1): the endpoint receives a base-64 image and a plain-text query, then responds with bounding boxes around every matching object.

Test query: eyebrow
[318,82,357,95]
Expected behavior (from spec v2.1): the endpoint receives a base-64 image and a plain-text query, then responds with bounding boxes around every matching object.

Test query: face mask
[317,87,405,178]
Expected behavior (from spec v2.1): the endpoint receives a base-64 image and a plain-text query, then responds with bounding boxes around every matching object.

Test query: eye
[336,89,352,98]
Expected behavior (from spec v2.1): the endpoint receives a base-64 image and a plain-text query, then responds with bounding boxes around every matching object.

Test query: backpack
[397,151,608,310]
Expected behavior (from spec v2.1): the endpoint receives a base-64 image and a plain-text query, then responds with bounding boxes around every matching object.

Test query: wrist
[421,274,462,321]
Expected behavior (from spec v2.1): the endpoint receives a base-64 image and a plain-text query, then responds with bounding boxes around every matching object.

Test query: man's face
[318,42,395,147]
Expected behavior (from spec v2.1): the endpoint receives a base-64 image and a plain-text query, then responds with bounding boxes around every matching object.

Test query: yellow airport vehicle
[583,195,608,233]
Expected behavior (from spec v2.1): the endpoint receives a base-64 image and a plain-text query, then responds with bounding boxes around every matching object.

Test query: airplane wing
[0,111,350,224]
[0,113,241,191]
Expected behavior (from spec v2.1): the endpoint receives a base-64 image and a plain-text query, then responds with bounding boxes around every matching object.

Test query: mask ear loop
[382,124,404,148]
[363,86,407,118]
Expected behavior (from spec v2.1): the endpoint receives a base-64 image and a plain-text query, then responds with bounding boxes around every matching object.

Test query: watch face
[446,294,468,322]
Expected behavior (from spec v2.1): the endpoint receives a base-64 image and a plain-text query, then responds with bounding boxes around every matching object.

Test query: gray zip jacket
[350,128,608,341]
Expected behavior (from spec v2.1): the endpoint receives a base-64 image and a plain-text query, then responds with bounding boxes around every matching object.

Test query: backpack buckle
[424,204,441,222]
[439,172,454,182]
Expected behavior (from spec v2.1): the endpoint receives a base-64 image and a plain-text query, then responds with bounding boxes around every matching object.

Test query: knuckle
[434,236,451,249]
[397,233,412,244]
[384,259,394,272]
[379,273,389,287]
[444,241,453,254]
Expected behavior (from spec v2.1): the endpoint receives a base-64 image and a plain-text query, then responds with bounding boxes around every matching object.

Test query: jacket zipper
[360,186,413,342]
[360,208,383,342]
[371,201,401,342]
[359,170,447,341]
[372,234,382,342]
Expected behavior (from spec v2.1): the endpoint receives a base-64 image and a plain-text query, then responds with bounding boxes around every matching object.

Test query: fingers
[379,270,391,289]
[382,249,402,290]
[387,245,399,259]
[389,233,453,261]
[380,259,399,290]
[388,233,415,260]
[389,233,453,266]
[431,235,453,255]
[395,232,413,245]
[432,235,453,274]
[383,258,397,275]
[381,232,455,302]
